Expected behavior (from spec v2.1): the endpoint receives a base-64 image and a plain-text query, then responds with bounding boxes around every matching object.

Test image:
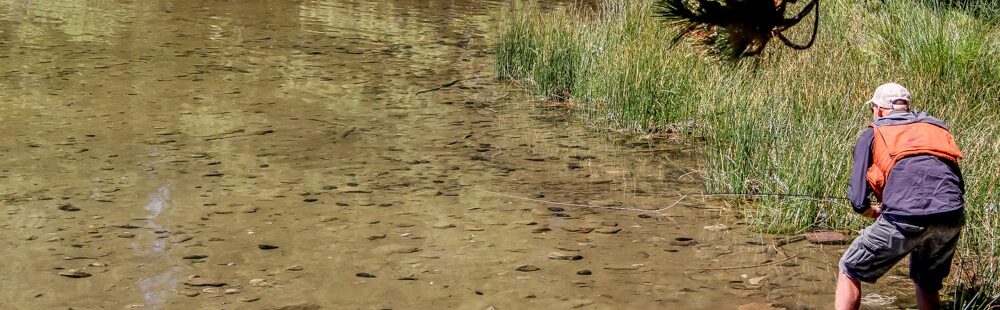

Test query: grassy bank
[495,0,1000,303]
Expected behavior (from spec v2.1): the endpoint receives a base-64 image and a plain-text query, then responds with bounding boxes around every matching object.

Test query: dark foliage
[654,0,819,59]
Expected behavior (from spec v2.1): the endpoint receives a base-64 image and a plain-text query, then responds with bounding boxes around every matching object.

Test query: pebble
[366,234,386,241]
[240,296,261,303]
[287,265,304,271]
[515,265,540,272]
[576,270,592,275]
[356,272,376,278]
[58,269,92,278]
[258,244,279,250]
[180,290,200,297]
[183,255,208,260]
[224,288,241,294]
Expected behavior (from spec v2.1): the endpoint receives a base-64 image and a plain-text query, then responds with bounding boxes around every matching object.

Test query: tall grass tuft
[495,0,1000,302]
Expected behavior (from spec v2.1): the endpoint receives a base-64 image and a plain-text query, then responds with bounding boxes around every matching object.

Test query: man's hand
[861,204,882,219]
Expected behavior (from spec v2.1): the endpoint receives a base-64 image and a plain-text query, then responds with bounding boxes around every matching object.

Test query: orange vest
[866,121,963,200]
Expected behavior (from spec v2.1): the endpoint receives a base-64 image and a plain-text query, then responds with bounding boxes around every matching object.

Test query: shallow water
[0,1,914,309]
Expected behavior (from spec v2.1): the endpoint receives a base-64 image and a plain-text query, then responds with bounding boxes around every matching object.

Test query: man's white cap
[868,83,911,109]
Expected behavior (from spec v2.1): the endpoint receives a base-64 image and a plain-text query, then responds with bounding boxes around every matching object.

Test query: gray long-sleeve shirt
[848,111,965,217]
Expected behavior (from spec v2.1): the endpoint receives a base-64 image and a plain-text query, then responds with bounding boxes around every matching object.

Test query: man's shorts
[839,214,964,291]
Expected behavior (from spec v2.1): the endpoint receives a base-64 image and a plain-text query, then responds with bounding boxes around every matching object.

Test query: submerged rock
[57,203,80,212]
[58,269,92,278]
[670,237,697,247]
[548,252,584,260]
[515,265,540,272]
[183,278,226,287]
[594,227,622,234]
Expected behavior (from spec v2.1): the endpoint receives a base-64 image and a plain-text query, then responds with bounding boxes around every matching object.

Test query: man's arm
[848,128,875,214]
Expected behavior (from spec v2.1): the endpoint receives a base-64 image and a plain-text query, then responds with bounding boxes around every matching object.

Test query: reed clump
[495,0,1000,304]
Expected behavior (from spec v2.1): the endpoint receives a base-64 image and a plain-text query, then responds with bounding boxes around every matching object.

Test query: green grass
[495,0,1000,303]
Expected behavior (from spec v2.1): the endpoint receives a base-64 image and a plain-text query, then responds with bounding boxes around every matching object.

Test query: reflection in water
[0,0,128,43]
[136,186,178,308]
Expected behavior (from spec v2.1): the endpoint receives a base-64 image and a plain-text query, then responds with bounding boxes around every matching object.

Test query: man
[835,83,965,310]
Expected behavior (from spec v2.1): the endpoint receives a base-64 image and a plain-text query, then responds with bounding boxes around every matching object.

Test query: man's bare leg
[915,283,940,310]
[836,270,862,310]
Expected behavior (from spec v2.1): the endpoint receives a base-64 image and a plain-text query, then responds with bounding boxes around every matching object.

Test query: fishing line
[478,188,688,213]
[697,192,848,203]
[479,189,849,214]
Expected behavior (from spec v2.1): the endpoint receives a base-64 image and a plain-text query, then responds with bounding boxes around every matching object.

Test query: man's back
[849,110,964,218]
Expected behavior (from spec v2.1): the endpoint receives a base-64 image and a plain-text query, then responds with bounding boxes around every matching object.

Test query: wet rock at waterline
[704,224,731,232]
[804,231,849,245]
